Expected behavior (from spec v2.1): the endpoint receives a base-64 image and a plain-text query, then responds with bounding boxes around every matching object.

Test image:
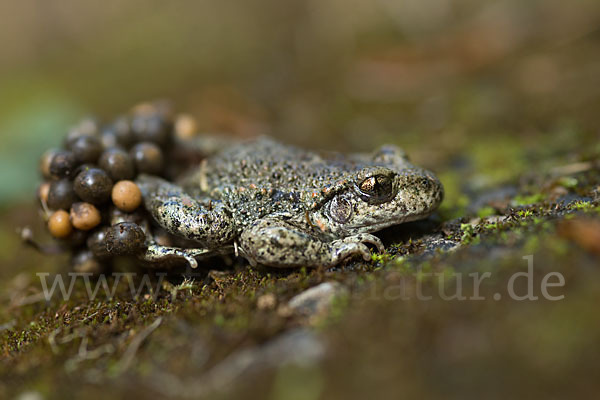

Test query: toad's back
[179,137,367,223]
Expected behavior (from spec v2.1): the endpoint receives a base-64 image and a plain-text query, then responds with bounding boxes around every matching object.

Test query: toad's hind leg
[136,175,236,247]
[239,217,385,268]
[138,244,211,269]
[137,243,234,269]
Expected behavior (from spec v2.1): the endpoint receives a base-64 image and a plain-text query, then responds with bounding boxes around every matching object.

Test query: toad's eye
[357,174,395,204]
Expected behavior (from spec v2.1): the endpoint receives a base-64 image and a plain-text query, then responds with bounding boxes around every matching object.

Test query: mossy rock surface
[2,130,599,399]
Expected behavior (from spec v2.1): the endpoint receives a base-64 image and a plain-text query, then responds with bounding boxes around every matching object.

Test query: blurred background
[3,2,600,399]
[1,0,600,206]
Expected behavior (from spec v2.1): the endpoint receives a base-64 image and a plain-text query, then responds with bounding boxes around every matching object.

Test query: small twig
[114,317,163,374]
[80,311,99,323]
[78,337,89,358]
[19,226,66,255]
[10,292,48,308]
[64,339,115,373]
[48,328,62,354]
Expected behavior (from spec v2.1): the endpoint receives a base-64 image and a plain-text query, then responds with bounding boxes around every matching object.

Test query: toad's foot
[328,233,385,264]
[138,244,233,269]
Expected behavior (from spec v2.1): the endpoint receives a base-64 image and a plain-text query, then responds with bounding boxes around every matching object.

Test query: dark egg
[99,148,136,181]
[47,179,78,210]
[73,168,114,204]
[68,135,103,164]
[130,142,164,175]
[87,227,111,259]
[49,150,78,179]
[105,222,147,255]
[131,113,172,146]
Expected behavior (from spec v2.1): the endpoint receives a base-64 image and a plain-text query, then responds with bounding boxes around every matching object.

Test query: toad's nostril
[420,177,432,190]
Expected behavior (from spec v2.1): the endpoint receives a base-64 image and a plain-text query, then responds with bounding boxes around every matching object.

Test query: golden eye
[359,177,376,193]
[357,174,395,204]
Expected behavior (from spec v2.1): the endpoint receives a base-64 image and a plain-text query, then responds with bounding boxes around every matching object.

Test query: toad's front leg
[239,217,384,268]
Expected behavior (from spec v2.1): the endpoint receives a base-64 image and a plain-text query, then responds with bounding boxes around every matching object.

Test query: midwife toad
[136,136,443,268]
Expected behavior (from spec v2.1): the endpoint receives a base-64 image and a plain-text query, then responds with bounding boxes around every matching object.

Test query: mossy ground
[1,129,599,399]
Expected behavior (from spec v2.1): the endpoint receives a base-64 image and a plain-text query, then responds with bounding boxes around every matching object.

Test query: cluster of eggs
[36,101,198,272]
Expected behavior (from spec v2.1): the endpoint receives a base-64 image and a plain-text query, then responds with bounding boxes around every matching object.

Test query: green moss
[460,223,476,244]
[517,209,534,218]
[371,252,394,265]
[569,200,595,211]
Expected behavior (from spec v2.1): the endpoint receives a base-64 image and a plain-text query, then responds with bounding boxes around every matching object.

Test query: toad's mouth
[345,212,436,233]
